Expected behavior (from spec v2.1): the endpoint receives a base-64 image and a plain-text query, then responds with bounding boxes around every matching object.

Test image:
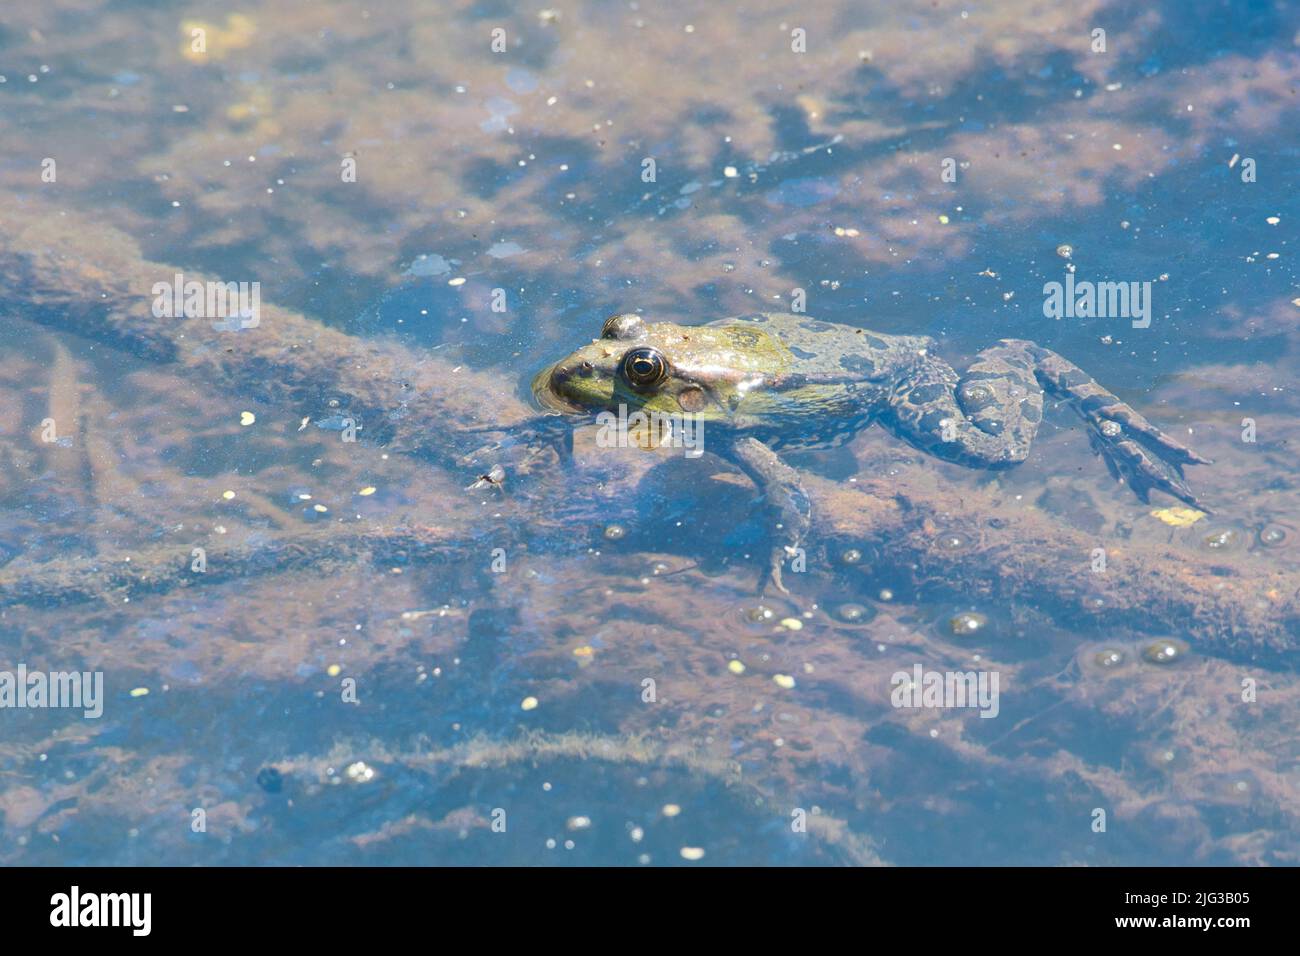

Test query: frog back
[705,313,927,449]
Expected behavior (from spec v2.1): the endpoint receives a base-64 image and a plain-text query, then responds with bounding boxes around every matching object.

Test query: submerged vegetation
[0,0,1297,864]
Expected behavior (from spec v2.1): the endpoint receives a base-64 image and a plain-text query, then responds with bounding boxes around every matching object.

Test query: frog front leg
[883,340,1211,510]
[727,436,811,595]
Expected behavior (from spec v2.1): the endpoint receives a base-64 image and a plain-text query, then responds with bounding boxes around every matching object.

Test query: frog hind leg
[1021,340,1212,510]
[884,340,1211,510]
[727,436,812,595]
[883,342,1044,469]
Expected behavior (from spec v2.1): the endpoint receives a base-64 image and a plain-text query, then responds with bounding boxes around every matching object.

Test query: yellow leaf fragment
[1149,506,1206,527]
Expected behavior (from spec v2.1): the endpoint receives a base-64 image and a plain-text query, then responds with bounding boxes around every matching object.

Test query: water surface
[0,0,1297,865]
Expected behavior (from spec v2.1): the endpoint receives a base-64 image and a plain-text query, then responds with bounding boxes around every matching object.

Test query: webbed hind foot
[1019,341,1213,511]
[882,338,1212,510]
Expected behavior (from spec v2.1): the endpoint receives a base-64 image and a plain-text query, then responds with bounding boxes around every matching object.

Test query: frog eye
[619,347,668,390]
[601,313,644,340]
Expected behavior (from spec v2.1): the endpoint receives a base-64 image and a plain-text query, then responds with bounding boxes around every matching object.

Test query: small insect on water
[466,463,506,491]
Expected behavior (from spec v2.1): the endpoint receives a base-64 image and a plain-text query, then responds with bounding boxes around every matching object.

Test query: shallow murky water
[1,0,1297,865]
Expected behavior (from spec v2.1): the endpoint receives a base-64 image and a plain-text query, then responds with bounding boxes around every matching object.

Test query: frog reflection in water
[532,313,1211,593]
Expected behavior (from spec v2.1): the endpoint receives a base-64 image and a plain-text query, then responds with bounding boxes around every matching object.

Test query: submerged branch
[0,523,464,607]
[807,467,1299,664]
[0,200,536,459]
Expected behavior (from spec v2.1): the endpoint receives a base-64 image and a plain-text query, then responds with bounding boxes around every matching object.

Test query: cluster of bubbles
[1197,521,1290,553]
[1078,637,1192,676]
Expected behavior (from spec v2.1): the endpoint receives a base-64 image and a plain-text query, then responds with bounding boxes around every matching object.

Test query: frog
[531,312,1212,593]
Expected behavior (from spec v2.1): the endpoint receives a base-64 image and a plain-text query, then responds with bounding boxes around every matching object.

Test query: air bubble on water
[1142,638,1189,665]
[946,611,988,637]
[1258,525,1287,547]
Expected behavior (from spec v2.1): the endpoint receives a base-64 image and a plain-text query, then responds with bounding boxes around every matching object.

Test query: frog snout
[550,360,594,386]
[532,362,584,413]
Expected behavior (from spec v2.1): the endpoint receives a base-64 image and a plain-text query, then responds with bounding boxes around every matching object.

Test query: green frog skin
[533,312,1212,593]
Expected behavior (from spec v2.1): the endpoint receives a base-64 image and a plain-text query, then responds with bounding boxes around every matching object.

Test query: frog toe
[1087,430,1210,512]
[765,554,791,596]
[1084,400,1211,467]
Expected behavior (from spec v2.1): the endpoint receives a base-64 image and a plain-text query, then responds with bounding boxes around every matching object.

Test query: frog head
[532,313,791,421]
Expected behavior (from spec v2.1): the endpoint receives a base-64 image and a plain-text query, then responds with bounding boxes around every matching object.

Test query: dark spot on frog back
[839,353,876,376]
[799,320,834,333]
[790,345,818,360]
[907,382,949,405]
